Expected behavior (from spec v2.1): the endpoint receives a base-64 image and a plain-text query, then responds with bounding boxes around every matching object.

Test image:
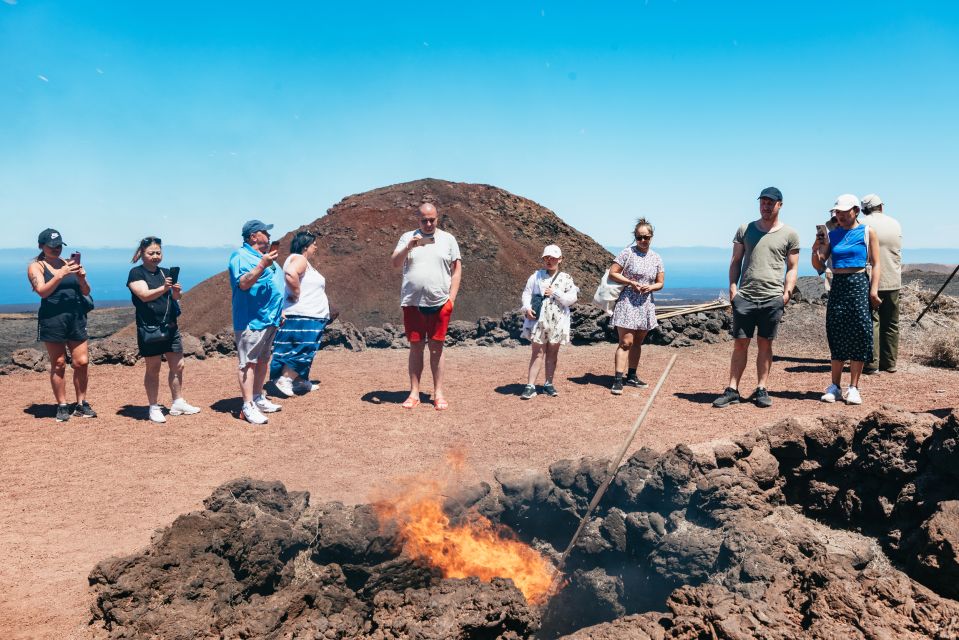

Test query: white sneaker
[273,376,294,398]
[242,402,268,424]
[148,404,167,423]
[169,398,201,416]
[254,394,282,413]
[292,378,319,394]
[845,386,862,405]
[821,384,841,403]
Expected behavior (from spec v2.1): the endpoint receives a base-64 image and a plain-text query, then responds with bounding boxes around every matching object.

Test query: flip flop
[434,398,449,411]
[401,396,421,409]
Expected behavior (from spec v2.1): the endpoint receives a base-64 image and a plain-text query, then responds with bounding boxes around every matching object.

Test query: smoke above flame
[374,477,557,605]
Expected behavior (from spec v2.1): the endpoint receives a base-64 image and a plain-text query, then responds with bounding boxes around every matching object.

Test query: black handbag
[80,294,95,314]
[138,290,173,344]
[530,272,561,318]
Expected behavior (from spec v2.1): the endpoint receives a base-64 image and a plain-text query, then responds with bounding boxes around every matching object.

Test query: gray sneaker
[611,379,624,395]
[751,387,773,408]
[712,387,740,408]
[520,385,537,400]
[55,404,71,423]
[73,401,97,418]
[543,382,558,397]
[624,375,648,388]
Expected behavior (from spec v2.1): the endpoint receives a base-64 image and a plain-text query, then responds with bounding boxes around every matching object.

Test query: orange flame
[375,480,557,605]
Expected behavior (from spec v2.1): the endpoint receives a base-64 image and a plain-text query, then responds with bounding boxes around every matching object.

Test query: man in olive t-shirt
[713,187,800,409]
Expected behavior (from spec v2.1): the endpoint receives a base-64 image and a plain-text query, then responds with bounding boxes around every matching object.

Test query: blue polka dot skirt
[826,272,874,362]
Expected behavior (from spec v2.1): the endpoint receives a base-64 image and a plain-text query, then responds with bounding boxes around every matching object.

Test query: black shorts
[37,312,88,344]
[731,295,784,340]
[137,327,184,358]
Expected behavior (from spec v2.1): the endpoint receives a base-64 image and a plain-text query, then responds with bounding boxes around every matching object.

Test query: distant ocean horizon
[0,245,954,313]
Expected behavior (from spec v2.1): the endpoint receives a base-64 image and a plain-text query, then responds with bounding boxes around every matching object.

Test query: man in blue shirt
[229,219,284,424]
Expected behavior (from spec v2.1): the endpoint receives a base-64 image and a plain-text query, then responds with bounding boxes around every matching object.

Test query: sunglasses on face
[636,235,652,241]
[420,218,437,225]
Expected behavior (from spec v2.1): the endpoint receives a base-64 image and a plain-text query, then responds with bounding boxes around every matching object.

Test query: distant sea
[0,246,954,312]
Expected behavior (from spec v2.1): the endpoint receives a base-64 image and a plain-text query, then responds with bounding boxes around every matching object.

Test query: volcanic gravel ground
[1,317,957,638]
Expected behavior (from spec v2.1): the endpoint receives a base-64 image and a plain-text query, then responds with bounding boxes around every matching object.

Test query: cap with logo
[542,244,563,258]
[757,187,783,202]
[861,194,883,211]
[241,220,274,238]
[830,194,861,212]
[38,228,66,248]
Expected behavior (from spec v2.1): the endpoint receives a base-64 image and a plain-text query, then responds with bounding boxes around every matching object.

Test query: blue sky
[1,1,957,251]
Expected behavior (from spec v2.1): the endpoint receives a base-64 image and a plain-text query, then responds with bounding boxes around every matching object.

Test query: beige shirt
[862,212,902,291]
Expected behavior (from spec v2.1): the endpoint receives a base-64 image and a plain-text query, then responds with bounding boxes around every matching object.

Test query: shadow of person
[493,383,527,396]
[674,391,720,405]
[360,390,430,405]
[210,397,244,416]
[773,355,831,364]
[23,404,57,419]
[116,404,148,420]
[567,372,615,387]
[784,364,832,374]
[768,390,824,401]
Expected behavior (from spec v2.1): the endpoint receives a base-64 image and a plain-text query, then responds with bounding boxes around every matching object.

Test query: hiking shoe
[751,387,772,408]
[272,376,294,398]
[73,401,97,418]
[292,378,319,394]
[254,394,282,413]
[712,387,740,408]
[55,404,71,423]
[821,384,841,403]
[242,402,268,425]
[863,367,879,376]
[845,386,862,405]
[543,382,559,397]
[520,385,537,400]
[148,405,167,424]
[624,375,648,388]
[169,398,201,416]
[610,379,624,395]
[883,366,897,373]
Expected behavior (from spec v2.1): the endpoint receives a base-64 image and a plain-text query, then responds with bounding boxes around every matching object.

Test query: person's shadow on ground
[360,390,431,405]
[673,392,718,405]
[210,397,244,417]
[23,404,57,419]
[493,383,527,396]
[117,405,149,420]
[567,372,616,388]
[774,354,832,374]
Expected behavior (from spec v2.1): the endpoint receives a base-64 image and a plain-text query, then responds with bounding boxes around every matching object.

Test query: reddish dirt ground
[1,335,957,639]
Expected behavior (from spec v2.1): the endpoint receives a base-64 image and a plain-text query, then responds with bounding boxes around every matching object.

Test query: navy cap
[37,228,66,248]
[758,187,783,202]
[241,219,273,238]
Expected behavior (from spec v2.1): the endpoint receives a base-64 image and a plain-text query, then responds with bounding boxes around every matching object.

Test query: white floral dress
[520,270,579,345]
[611,247,663,331]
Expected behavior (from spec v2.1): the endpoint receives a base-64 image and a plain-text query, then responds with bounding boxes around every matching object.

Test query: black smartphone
[169,266,180,285]
[269,240,280,253]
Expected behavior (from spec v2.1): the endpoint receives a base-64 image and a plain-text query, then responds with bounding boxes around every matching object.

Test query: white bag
[592,269,625,314]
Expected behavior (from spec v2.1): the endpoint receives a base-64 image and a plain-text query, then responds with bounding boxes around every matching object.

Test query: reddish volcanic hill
[178,179,613,335]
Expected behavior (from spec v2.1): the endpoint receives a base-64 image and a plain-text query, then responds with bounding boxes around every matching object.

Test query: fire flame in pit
[375,481,557,605]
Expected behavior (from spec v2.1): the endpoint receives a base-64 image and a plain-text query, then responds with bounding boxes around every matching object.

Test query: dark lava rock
[88,335,139,365]
[10,347,46,372]
[362,326,395,349]
[324,320,365,351]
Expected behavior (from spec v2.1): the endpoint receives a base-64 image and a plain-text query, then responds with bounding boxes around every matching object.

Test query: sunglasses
[635,234,653,241]
[420,218,437,225]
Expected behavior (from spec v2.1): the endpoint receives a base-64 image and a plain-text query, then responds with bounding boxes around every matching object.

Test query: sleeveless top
[829,225,868,269]
[38,261,82,319]
[282,255,330,319]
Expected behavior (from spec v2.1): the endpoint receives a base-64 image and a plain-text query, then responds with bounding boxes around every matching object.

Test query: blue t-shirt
[228,243,284,332]
[828,225,868,269]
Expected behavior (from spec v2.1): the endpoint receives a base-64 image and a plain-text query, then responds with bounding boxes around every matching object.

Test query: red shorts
[402,299,453,343]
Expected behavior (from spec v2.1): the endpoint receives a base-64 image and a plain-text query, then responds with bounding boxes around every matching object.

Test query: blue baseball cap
[758,187,783,202]
[241,219,273,238]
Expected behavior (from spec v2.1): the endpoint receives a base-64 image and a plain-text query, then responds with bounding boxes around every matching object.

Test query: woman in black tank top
[27,229,96,423]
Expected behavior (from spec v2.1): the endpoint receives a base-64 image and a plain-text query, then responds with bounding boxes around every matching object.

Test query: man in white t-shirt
[390,203,462,411]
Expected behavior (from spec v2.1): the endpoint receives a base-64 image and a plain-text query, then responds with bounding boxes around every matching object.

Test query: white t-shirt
[394,228,462,307]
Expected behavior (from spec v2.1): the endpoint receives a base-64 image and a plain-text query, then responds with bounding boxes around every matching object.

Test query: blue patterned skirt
[270,315,329,380]
[826,272,873,362]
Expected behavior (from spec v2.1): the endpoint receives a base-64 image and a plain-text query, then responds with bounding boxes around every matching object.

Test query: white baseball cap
[830,194,860,213]
[542,244,562,258]
[861,194,883,210]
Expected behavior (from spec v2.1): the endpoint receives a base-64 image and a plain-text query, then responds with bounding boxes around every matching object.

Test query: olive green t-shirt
[733,222,800,301]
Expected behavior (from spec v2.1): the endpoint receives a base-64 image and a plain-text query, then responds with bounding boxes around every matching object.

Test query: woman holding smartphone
[127,236,200,423]
[27,228,96,422]
[811,195,881,405]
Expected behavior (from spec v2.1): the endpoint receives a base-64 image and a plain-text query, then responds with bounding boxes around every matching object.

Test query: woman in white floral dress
[607,218,665,395]
[519,244,578,400]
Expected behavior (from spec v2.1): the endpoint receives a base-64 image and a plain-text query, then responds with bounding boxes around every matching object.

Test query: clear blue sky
[2,1,957,250]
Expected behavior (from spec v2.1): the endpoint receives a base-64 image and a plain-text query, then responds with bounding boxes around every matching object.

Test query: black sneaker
[624,375,648,388]
[712,387,740,408]
[55,404,71,423]
[611,379,624,395]
[863,367,879,376]
[543,382,558,397]
[751,387,773,408]
[73,401,97,418]
[520,385,537,400]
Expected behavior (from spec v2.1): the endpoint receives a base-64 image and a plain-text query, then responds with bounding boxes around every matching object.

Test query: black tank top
[38,261,82,318]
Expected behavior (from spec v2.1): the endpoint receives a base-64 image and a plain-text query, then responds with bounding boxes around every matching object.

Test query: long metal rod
[914,263,959,325]
[554,354,678,575]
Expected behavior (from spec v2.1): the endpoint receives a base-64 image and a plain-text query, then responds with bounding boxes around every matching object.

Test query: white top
[282,255,330,319]
[394,228,462,307]
[520,270,579,334]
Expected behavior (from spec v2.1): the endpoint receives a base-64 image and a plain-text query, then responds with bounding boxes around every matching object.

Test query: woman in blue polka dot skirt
[812,194,881,405]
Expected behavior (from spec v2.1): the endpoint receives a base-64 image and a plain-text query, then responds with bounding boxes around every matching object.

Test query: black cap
[758,187,783,202]
[241,219,273,238]
[37,228,66,248]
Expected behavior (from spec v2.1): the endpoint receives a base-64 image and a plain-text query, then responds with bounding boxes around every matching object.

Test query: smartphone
[815,224,828,241]
[169,266,180,285]
[269,240,280,253]
[69,252,81,265]
[418,235,436,245]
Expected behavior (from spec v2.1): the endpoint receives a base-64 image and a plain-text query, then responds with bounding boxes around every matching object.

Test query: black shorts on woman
[37,265,88,343]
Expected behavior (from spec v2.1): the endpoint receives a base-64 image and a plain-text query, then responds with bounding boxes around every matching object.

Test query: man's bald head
[419,203,437,217]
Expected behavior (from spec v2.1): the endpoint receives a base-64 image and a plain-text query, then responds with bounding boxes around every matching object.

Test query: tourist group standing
[26,187,903,423]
